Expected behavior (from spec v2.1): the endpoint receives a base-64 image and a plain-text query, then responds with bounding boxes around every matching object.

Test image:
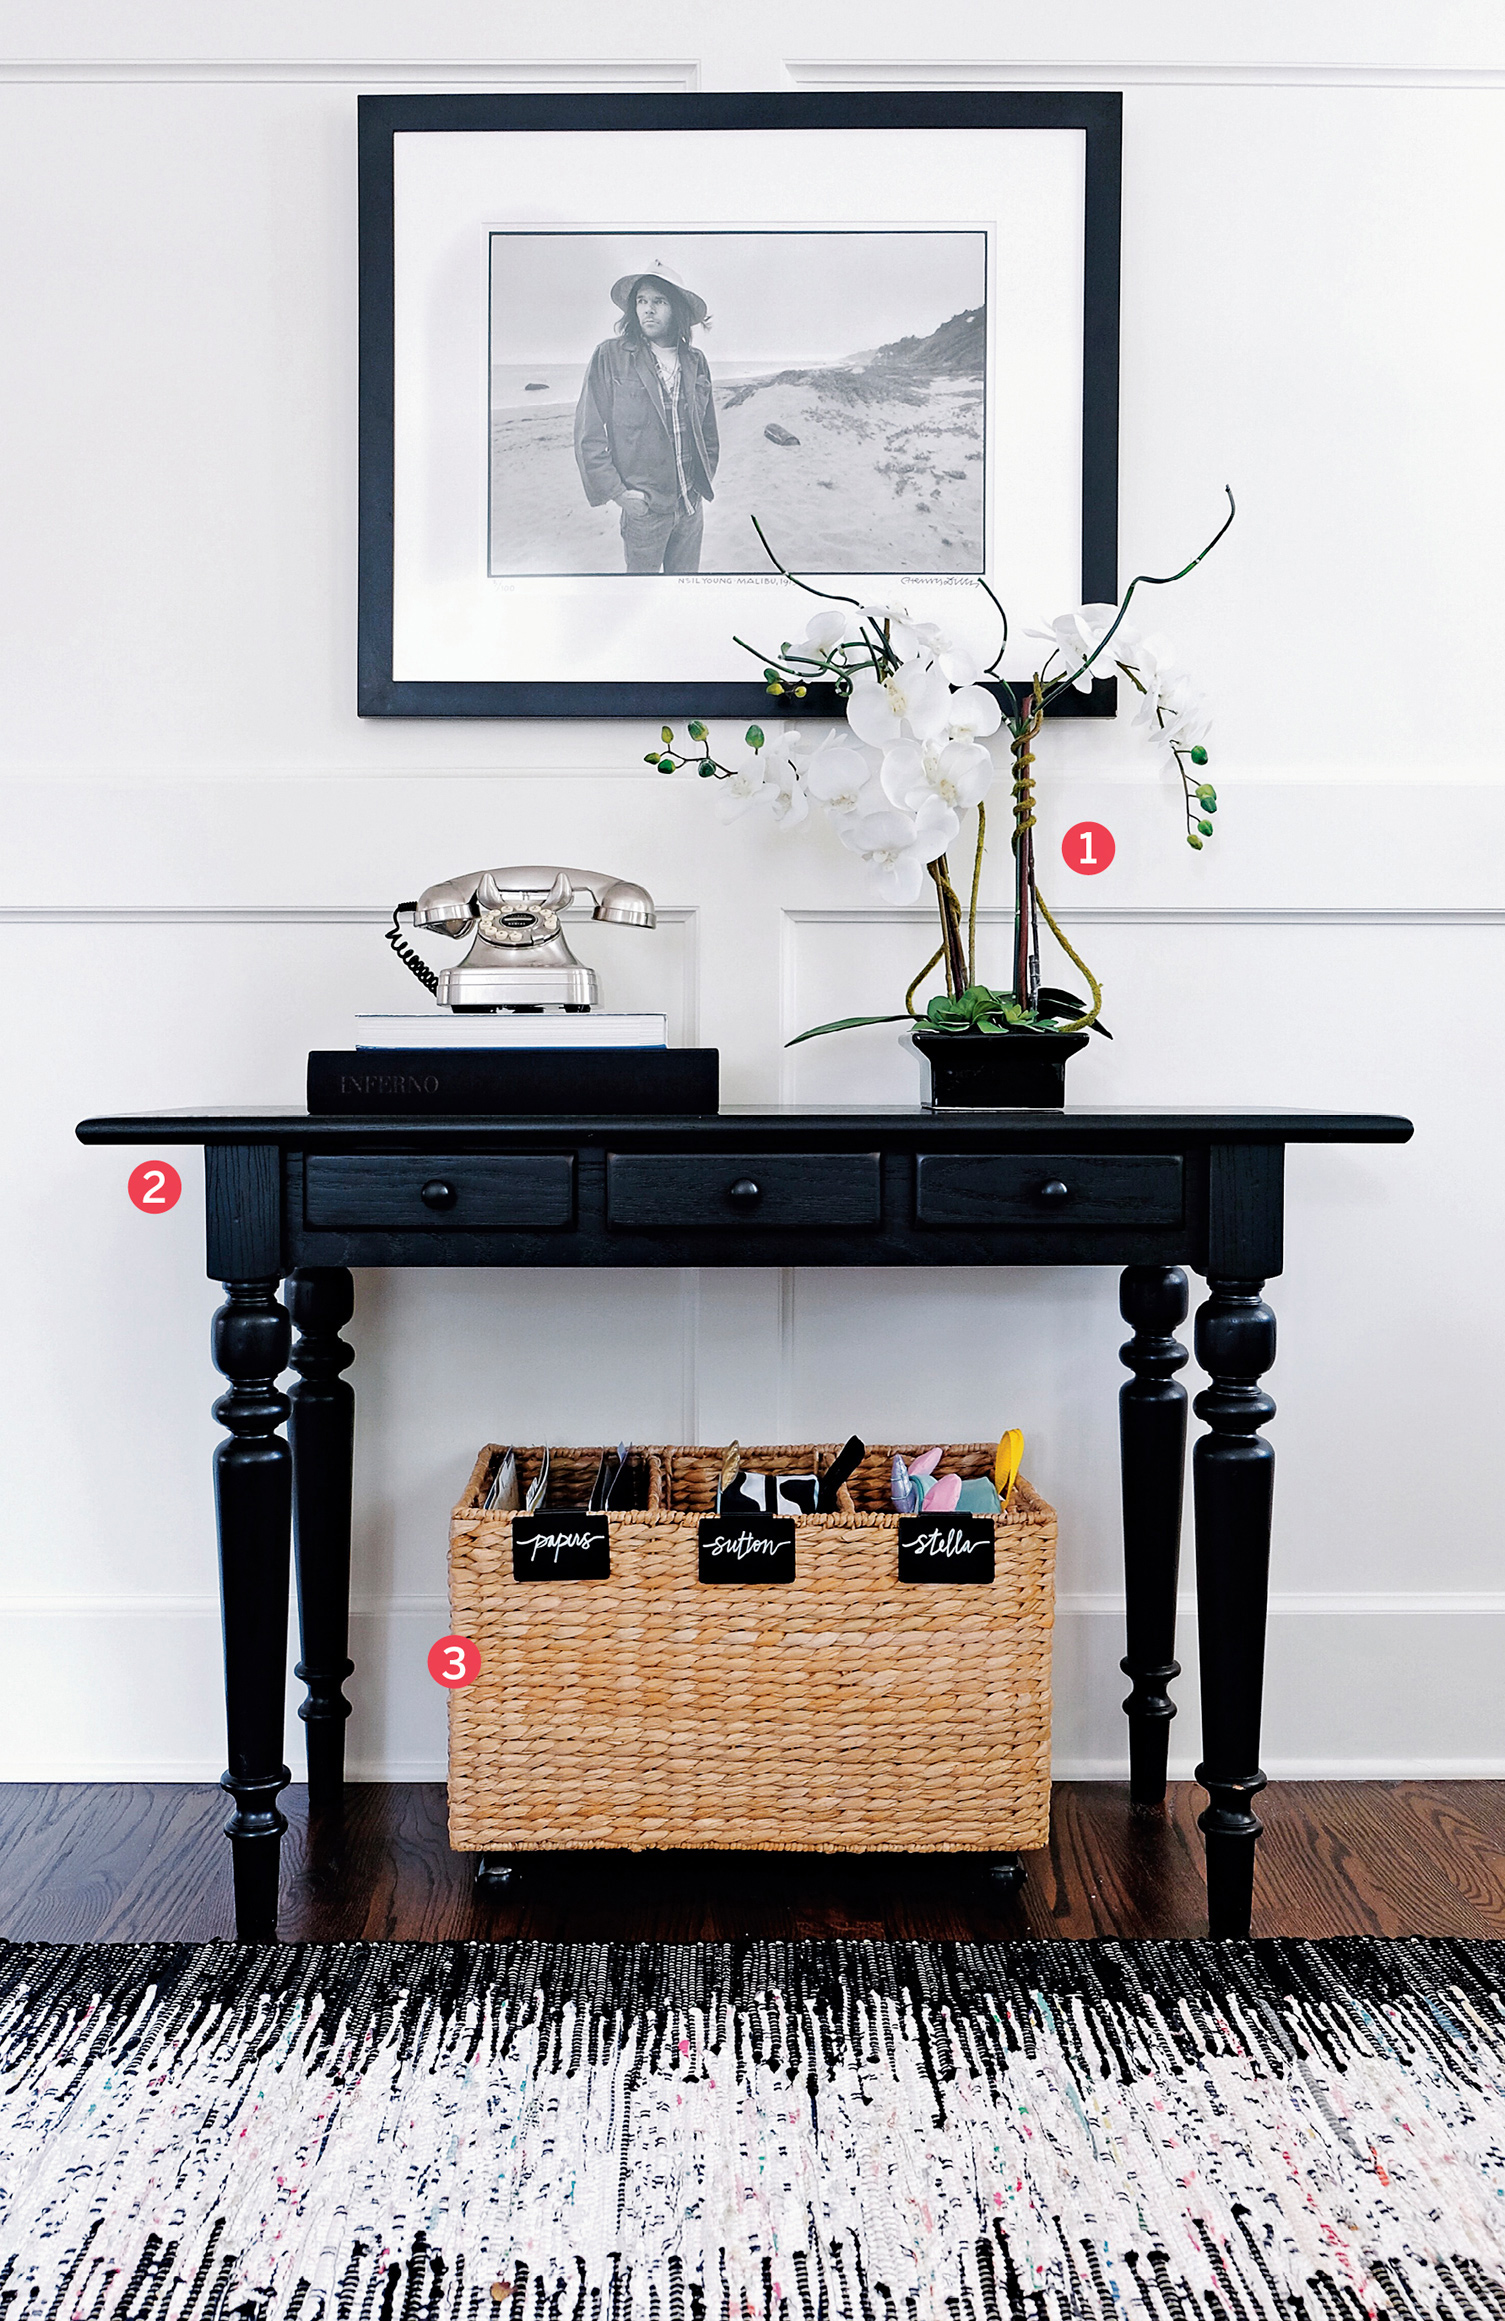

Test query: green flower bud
[657,756,675,773]
[1196,784,1216,806]
[1198,819,1214,836]
[644,750,662,764]
[661,725,674,745]
[745,724,765,749]
[688,719,707,742]
[767,682,784,696]
[698,760,715,778]
[1190,745,1209,766]
[1187,833,1203,850]
[763,667,779,682]
[794,684,807,698]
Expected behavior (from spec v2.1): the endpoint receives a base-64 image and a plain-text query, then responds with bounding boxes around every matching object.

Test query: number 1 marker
[1062,821,1115,876]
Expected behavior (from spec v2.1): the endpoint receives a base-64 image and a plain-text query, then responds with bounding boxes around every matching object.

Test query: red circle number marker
[1063,821,1116,876]
[428,1635,480,1689]
[128,1160,183,1213]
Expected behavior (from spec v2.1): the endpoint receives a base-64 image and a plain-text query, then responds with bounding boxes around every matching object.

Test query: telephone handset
[385,864,656,1011]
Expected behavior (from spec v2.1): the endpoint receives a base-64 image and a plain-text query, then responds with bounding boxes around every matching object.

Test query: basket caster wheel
[474,1854,516,1892]
[984,1854,1025,1896]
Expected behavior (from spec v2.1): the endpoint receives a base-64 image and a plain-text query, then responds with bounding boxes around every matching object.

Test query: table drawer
[607,1151,881,1229]
[304,1153,575,1231]
[916,1152,1184,1227]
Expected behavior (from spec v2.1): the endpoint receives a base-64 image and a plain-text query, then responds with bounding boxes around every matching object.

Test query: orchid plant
[651,491,1235,1044]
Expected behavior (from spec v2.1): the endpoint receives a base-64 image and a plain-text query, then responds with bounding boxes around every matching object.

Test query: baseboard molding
[2,1596,1499,1781]
[3,1757,1502,1785]
[1053,1758,1505,1781]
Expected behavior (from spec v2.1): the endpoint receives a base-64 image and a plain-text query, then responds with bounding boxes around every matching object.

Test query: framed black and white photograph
[359,93,1121,718]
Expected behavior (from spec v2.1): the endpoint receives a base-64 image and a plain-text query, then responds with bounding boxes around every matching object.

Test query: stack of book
[307,1013,718,1115]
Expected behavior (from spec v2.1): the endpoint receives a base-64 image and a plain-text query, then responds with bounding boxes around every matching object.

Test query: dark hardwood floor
[1,1781,1501,1943]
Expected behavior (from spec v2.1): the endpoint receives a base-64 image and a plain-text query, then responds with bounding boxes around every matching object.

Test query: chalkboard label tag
[512,1512,611,1581]
[898,1514,995,1584]
[698,1515,796,1584]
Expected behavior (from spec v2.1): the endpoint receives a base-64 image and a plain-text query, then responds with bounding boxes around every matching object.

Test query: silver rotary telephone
[386,864,656,1010]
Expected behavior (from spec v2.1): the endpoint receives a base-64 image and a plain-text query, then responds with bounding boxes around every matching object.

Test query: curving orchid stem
[651,491,1236,1047]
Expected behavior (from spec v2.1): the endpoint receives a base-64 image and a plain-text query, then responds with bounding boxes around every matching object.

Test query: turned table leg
[288,1267,356,1813]
[1192,1276,1277,1938]
[211,1277,293,1941]
[1118,1266,1189,1803]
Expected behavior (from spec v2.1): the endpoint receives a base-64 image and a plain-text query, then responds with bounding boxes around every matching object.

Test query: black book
[308,1047,720,1116]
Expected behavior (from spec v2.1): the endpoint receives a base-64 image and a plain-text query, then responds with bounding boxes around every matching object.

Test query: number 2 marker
[128,1161,182,1213]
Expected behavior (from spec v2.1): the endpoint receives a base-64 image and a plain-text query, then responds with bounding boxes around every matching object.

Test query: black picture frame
[358,91,1121,721]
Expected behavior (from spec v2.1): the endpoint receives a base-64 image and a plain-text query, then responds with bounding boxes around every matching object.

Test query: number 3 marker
[1062,821,1115,875]
[428,1635,480,1688]
[128,1161,182,1213]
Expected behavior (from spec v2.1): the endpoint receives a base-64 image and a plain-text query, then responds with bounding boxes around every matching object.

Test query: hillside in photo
[848,306,986,374]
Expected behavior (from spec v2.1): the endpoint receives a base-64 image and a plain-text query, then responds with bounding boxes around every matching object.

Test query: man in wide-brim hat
[574,261,719,574]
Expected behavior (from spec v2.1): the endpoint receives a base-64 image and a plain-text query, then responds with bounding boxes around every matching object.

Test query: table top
[77,1105,1416,1147]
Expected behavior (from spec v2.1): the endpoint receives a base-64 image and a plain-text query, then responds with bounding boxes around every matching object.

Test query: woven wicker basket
[447,1441,1054,1854]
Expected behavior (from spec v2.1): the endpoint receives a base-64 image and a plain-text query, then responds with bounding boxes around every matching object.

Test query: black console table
[75,1104,1412,1941]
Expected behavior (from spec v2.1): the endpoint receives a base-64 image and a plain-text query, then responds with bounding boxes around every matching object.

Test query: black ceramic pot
[912,1028,1090,1109]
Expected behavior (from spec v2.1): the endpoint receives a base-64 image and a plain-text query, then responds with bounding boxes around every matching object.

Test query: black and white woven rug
[1,1939,1501,2319]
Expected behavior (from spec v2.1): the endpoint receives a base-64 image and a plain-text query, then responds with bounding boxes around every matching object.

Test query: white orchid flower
[766,757,809,829]
[845,657,953,747]
[1115,632,1181,726]
[715,731,811,828]
[1157,674,1212,751]
[1027,603,1125,692]
[858,602,980,682]
[881,736,994,816]
[802,605,850,654]
[942,684,1004,742]
[716,760,778,823]
[897,619,982,688]
[859,601,931,668]
[804,733,881,822]
[839,794,960,904]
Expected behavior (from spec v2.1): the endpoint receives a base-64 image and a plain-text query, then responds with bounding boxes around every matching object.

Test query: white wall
[3,0,1503,1784]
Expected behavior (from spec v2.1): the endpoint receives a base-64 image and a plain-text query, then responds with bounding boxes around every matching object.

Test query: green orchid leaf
[784,1013,911,1047]
[1033,985,1113,1038]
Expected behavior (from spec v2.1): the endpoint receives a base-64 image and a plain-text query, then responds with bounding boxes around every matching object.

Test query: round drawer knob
[420,1179,457,1210]
[1039,1179,1070,1203]
[727,1178,762,1206]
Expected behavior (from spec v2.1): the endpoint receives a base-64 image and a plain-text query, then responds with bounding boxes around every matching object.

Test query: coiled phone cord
[384,903,439,995]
